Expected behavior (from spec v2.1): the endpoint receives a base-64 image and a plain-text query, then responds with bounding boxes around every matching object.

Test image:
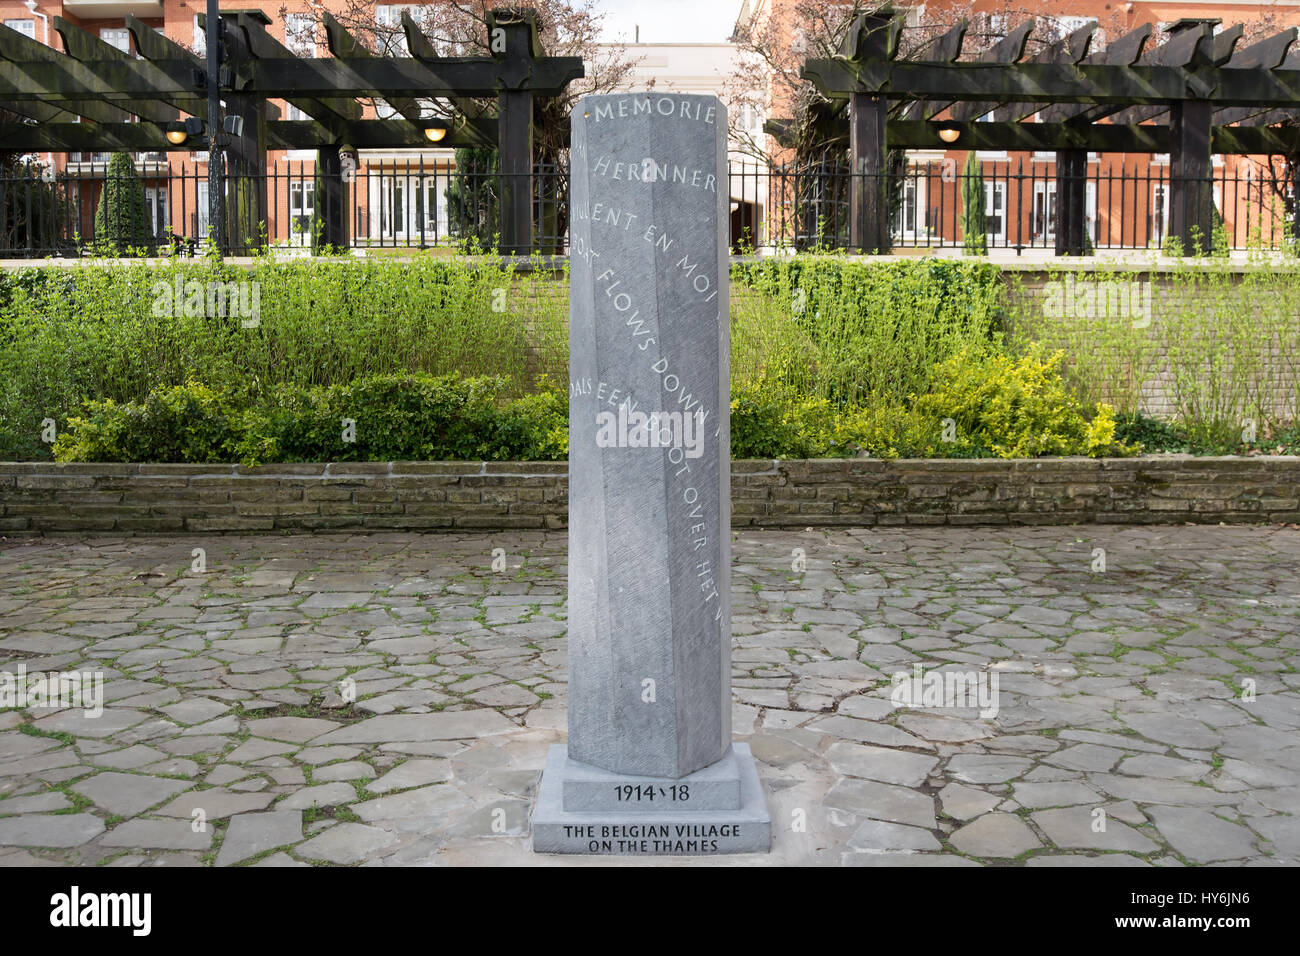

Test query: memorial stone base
[532,743,771,855]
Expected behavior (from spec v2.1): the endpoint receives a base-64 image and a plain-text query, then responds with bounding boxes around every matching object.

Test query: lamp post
[205,0,223,254]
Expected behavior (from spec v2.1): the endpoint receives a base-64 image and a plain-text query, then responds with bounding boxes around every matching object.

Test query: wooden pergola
[794,11,1300,254]
[0,6,583,253]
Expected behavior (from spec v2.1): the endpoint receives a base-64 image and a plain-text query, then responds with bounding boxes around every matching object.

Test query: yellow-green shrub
[914,347,1128,458]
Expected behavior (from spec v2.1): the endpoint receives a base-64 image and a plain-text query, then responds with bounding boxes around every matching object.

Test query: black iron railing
[0,156,1294,257]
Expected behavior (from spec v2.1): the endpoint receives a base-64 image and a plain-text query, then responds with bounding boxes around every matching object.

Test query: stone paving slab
[0,526,1296,866]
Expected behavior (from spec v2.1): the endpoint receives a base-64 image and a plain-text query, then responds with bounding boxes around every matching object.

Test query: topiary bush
[93,153,155,253]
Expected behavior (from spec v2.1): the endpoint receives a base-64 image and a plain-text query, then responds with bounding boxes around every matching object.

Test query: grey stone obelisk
[532,93,770,855]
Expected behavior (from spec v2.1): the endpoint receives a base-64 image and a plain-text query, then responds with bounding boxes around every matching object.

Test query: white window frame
[4,19,36,39]
[893,176,925,240]
[984,180,1007,243]
[196,180,210,239]
[144,186,169,238]
[1033,180,1056,241]
[284,13,315,57]
[100,27,130,54]
[376,5,416,57]
[289,179,315,245]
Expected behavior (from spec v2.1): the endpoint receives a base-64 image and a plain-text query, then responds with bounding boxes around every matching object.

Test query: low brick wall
[0,458,1297,534]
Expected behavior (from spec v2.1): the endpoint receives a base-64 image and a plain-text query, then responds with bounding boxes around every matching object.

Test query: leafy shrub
[729,386,853,458]
[834,404,941,460]
[238,375,505,463]
[1113,412,1195,454]
[731,256,1005,405]
[53,382,238,463]
[486,387,568,461]
[914,347,1128,458]
[52,375,570,465]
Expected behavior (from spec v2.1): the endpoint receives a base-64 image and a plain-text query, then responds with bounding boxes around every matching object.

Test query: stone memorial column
[532,92,770,856]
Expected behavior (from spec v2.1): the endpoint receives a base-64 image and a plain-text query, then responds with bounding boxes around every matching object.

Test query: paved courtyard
[0,525,1297,866]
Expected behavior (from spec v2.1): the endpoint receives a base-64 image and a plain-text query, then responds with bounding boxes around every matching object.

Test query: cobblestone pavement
[0,526,1297,867]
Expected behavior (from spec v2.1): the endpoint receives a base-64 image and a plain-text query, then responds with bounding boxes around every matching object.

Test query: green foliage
[730,256,1005,406]
[1011,257,1300,449]
[729,386,818,459]
[53,382,238,463]
[7,254,1298,464]
[1113,412,1196,453]
[0,256,568,460]
[913,346,1128,458]
[52,375,569,465]
[93,154,154,253]
[446,148,500,252]
[959,154,987,256]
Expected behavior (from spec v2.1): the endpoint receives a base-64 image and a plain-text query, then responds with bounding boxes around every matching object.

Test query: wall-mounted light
[163,117,206,148]
[938,125,961,144]
[423,119,450,143]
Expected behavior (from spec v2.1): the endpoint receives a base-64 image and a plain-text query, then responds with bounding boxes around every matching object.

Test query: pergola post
[491,10,538,256]
[841,13,901,255]
[849,92,890,254]
[316,145,348,251]
[1169,100,1215,253]
[221,12,269,254]
[223,93,268,253]
[1055,148,1088,255]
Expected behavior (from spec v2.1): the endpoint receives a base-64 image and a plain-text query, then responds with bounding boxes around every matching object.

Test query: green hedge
[1,255,1008,461]
[0,255,566,460]
[53,376,569,464]
[14,253,1284,463]
[50,359,1123,464]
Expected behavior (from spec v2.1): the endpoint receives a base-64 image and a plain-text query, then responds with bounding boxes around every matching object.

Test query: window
[4,19,35,40]
[285,103,309,122]
[100,28,130,54]
[380,175,406,236]
[289,179,315,245]
[892,177,925,240]
[1151,184,1168,246]
[376,5,414,56]
[196,180,209,239]
[144,186,169,237]
[1051,16,1092,43]
[984,181,1006,242]
[284,13,314,57]
[192,15,203,55]
[1033,181,1056,241]
[414,177,447,237]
